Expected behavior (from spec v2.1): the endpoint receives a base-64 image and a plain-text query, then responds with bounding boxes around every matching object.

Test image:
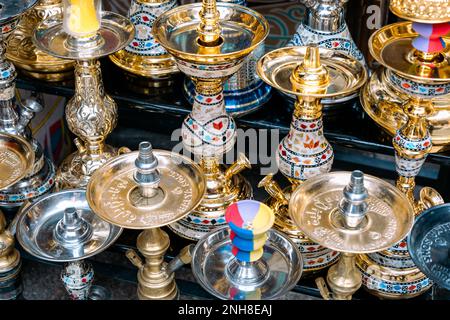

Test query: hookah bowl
[289,170,415,300]
[32,2,135,189]
[191,199,302,300]
[109,0,179,86]
[256,45,366,274]
[408,203,450,299]
[282,0,367,109]
[86,142,206,300]
[0,0,56,209]
[6,0,74,82]
[361,1,450,153]
[15,189,122,300]
[0,132,34,299]
[183,0,272,117]
[152,1,269,241]
[357,0,450,298]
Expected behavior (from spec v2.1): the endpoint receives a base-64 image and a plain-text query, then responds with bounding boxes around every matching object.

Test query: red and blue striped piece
[412,22,450,53]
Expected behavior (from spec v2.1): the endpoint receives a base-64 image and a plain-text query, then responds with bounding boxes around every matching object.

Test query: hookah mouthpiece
[338,170,369,229]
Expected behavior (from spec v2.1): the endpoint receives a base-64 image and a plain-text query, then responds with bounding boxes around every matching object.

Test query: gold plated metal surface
[390,0,450,24]
[0,132,35,190]
[87,143,206,300]
[87,150,206,230]
[153,1,269,241]
[289,171,415,300]
[6,0,74,81]
[289,172,414,254]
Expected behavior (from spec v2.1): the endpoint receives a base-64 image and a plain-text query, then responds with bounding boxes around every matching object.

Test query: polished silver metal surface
[304,0,346,32]
[408,203,450,291]
[339,170,369,229]
[33,11,135,60]
[16,189,122,262]
[191,227,303,300]
[0,0,38,24]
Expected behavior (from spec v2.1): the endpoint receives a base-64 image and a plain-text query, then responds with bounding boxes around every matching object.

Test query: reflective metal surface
[0,0,38,24]
[191,226,303,300]
[289,171,414,253]
[408,203,450,291]
[257,46,367,99]
[16,189,122,262]
[369,22,450,82]
[86,149,206,229]
[0,132,35,190]
[33,11,135,60]
[152,3,269,65]
[390,0,450,23]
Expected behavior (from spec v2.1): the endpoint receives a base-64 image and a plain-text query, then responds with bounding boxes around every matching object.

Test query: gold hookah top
[86,144,206,230]
[0,132,35,190]
[289,171,414,254]
[390,0,450,24]
[369,22,450,82]
[152,1,269,64]
[257,46,367,99]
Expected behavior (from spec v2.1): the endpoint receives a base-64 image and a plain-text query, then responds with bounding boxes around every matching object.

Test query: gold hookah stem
[197,0,222,46]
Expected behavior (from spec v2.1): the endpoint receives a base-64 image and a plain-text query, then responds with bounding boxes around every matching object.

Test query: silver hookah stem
[133,141,160,198]
[304,0,348,32]
[339,170,369,229]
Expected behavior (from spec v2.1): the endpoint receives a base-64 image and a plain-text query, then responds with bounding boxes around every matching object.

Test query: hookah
[361,0,450,153]
[0,132,34,299]
[110,0,179,86]
[32,0,135,189]
[86,141,206,299]
[15,189,122,299]
[282,0,367,108]
[152,0,269,241]
[256,45,366,274]
[0,0,56,209]
[289,170,415,300]
[6,0,74,81]
[357,0,449,298]
[191,199,303,300]
[182,0,272,117]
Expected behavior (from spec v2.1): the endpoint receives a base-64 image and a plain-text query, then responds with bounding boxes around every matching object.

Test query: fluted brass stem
[197,0,221,46]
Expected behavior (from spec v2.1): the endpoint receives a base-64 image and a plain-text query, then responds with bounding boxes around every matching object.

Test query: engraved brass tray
[370,22,450,82]
[33,11,135,60]
[0,132,35,190]
[15,189,122,262]
[257,46,367,100]
[86,150,206,230]
[289,171,414,254]
[408,203,450,290]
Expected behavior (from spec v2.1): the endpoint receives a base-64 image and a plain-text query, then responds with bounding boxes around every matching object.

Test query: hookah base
[356,253,432,299]
[168,174,253,241]
[136,266,179,300]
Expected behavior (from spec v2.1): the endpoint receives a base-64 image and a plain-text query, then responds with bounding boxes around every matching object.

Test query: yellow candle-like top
[65,0,100,37]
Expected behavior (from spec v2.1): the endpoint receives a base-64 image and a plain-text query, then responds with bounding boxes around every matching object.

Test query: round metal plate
[0,0,37,24]
[16,189,122,262]
[370,22,450,82]
[257,46,367,99]
[408,203,450,290]
[33,11,134,60]
[191,226,303,300]
[0,132,35,190]
[152,3,269,64]
[289,171,414,254]
[86,150,206,230]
